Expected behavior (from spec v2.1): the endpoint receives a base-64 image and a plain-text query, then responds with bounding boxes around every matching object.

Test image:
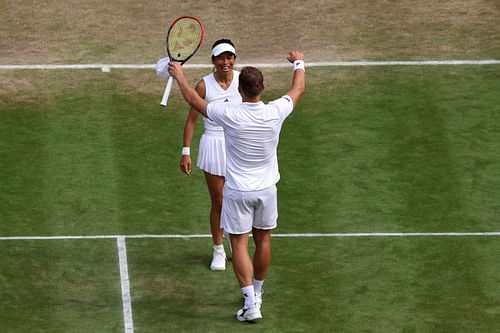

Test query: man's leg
[252,228,271,309]
[229,233,253,287]
[252,228,271,280]
[231,232,262,321]
[223,188,263,321]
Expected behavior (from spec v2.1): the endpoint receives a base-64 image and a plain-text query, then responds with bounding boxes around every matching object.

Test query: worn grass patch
[1,0,499,64]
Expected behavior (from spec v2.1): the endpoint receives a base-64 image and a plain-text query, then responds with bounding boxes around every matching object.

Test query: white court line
[271,232,500,237]
[0,59,499,72]
[1,232,500,241]
[117,237,134,333]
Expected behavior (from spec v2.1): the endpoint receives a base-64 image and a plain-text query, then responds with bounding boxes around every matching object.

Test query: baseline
[0,59,499,72]
[1,232,500,241]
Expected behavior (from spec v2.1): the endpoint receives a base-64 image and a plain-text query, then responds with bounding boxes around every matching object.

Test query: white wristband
[293,60,305,71]
[181,147,190,156]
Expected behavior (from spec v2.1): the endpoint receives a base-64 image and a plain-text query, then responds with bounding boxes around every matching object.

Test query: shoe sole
[237,309,262,322]
[210,265,226,271]
[237,314,262,322]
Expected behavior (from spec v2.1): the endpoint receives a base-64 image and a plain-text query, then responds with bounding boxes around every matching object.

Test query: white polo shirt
[206,95,294,191]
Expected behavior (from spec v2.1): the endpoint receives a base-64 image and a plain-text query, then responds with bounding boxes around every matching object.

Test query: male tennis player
[168,51,305,322]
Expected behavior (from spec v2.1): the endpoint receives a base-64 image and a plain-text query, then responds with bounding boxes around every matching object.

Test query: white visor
[212,43,236,57]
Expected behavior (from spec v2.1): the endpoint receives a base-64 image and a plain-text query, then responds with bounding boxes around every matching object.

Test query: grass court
[1,1,500,332]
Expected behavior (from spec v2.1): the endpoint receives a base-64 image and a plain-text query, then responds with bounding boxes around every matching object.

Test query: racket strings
[167,18,203,61]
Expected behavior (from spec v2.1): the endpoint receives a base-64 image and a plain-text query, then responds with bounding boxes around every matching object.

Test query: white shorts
[196,130,225,176]
[221,185,278,234]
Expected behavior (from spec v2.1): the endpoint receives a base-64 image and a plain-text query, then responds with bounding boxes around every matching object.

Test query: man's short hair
[239,66,264,99]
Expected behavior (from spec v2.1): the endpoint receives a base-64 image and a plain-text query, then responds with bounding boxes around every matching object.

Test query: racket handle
[160,76,174,107]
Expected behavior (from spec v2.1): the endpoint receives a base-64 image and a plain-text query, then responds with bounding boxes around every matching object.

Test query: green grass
[278,66,500,233]
[1,66,500,331]
[0,240,124,332]
[124,237,500,332]
[2,237,499,332]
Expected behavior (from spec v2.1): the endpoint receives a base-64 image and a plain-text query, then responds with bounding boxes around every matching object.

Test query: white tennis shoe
[236,306,262,322]
[255,290,264,310]
[210,246,227,271]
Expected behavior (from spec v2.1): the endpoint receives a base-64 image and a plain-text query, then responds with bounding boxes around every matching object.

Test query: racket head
[166,16,205,64]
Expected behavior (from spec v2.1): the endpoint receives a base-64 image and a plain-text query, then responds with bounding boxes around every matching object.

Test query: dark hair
[212,38,235,49]
[211,38,236,60]
[239,66,264,98]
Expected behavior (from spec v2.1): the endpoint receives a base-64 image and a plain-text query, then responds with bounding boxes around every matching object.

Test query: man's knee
[252,228,271,244]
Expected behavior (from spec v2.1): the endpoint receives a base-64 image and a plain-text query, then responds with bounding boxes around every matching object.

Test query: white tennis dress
[196,71,241,176]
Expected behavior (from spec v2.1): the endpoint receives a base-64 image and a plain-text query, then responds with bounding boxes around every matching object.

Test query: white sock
[214,244,224,252]
[253,279,264,295]
[241,285,256,308]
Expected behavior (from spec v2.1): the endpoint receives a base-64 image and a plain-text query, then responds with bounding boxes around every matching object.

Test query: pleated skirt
[196,130,226,177]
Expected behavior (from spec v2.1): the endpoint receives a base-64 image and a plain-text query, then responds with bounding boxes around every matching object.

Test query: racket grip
[160,76,174,107]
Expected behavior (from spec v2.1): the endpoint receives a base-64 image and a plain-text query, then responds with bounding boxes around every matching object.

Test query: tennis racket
[160,16,205,107]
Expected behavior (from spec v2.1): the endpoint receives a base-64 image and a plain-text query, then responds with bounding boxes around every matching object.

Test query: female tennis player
[179,39,241,271]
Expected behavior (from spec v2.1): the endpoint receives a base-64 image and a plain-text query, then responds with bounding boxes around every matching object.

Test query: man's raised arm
[285,51,305,106]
